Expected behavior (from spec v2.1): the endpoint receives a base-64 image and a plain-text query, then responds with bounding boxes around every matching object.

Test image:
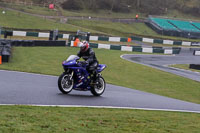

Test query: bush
[60,0,200,16]
[62,0,83,10]
[96,0,111,10]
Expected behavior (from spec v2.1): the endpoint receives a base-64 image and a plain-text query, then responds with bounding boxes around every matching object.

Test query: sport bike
[58,55,106,96]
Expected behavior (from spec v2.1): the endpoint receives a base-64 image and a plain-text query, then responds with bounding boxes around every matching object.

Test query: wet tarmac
[122,48,200,82]
[0,70,200,113]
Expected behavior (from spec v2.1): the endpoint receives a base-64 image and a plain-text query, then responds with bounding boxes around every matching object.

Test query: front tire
[91,76,106,96]
[58,73,74,94]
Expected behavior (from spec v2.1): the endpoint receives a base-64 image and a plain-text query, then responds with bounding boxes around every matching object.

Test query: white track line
[0,104,199,114]
[0,70,57,77]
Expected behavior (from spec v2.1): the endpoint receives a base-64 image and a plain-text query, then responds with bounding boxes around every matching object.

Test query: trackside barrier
[1,30,200,47]
[189,64,200,70]
[131,36,195,46]
[193,51,200,56]
[1,39,67,47]
[0,38,182,65]
[10,40,66,46]
[70,42,180,54]
[1,30,132,43]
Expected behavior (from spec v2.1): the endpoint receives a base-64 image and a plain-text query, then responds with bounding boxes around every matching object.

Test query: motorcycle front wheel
[91,76,106,96]
[58,73,74,94]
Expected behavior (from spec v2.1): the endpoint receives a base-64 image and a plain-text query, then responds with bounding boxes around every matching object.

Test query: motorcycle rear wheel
[91,76,106,96]
[58,73,74,94]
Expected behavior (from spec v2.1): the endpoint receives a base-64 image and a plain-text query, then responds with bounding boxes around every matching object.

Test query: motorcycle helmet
[79,41,89,52]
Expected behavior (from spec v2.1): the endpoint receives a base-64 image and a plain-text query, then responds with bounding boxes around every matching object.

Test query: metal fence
[0,0,50,8]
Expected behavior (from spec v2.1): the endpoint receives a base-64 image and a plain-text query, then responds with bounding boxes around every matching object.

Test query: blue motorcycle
[58,55,106,96]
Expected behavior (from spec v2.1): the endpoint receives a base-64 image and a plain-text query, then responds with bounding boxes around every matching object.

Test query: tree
[62,0,82,10]
[59,0,200,16]
[137,0,140,8]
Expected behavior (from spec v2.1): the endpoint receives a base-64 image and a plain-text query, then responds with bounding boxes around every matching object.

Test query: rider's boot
[91,71,98,84]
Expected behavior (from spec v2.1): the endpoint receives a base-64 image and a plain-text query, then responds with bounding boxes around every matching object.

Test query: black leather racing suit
[77,48,99,81]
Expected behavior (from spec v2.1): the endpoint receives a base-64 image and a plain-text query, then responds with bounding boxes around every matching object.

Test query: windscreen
[66,55,79,62]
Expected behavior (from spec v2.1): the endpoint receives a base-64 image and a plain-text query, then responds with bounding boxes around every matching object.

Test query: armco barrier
[0,39,67,47]
[12,40,34,46]
[10,40,66,47]
[34,40,66,46]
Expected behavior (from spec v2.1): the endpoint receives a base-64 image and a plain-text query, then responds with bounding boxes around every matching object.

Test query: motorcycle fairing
[97,64,106,73]
[62,55,106,90]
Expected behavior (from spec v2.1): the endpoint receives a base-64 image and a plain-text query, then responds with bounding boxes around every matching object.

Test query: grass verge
[0,8,103,35]
[0,47,200,104]
[67,19,157,37]
[67,19,200,42]
[0,105,199,133]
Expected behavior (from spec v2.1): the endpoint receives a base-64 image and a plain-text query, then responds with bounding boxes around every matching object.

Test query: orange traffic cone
[0,56,2,65]
[127,38,132,42]
[74,38,80,47]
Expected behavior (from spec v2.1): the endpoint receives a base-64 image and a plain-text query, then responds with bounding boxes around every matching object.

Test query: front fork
[70,71,74,80]
[64,69,74,80]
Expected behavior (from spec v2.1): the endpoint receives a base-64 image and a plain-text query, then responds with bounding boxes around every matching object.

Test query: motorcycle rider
[77,41,99,83]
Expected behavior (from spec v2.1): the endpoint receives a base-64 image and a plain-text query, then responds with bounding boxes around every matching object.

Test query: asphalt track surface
[0,48,200,113]
[0,69,200,113]
[121,48,200,82]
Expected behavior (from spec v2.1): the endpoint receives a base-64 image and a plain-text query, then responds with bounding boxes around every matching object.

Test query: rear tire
[58,73,73,94]
[91,76,106,96]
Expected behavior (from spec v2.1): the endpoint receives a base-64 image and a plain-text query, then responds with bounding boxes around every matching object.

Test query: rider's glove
[85,60,89,65]
[82,61,88,65]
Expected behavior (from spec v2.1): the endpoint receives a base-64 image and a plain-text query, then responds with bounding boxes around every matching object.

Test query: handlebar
[77,61,89,67]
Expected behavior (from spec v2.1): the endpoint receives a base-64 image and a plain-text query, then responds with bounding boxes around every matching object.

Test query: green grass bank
[0,105,199,133]
[1,7,200,42]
